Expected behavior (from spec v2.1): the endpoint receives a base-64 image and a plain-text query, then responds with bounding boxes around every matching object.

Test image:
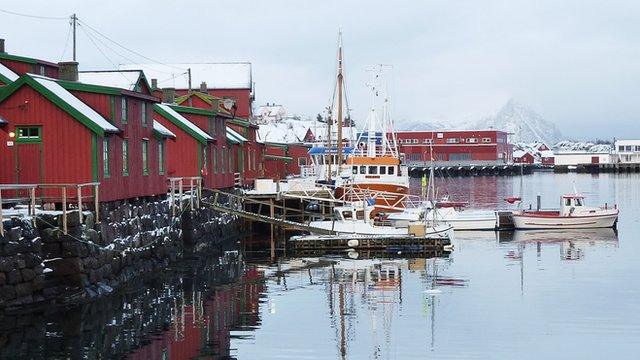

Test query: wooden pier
[408,164,535,177]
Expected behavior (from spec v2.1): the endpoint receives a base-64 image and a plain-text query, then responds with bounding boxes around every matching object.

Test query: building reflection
[0,250,267,359]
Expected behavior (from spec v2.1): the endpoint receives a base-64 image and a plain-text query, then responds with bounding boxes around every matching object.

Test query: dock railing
[0,182,100,236]
[168,177,202,216]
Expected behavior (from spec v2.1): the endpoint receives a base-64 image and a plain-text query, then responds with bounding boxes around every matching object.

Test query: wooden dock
[288,234,451,251]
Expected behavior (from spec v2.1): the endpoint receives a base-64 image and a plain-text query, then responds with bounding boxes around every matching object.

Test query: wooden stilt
[270,198,275,260]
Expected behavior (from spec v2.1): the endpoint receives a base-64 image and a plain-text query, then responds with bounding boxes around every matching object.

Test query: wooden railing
[0,182,100,236]
[168,177,202,216]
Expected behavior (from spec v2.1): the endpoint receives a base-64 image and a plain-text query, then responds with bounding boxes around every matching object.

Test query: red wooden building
[0,40,59,79]
[393,130,513,164]
[513,150,535,164]
[0,74,121,199]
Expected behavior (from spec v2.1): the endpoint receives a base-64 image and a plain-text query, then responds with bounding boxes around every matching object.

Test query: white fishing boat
[511,193,618,229]
[387,204,497,231]
[308,201,452,237]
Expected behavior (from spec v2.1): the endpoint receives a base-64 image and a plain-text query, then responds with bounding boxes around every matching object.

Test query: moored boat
[511,194,618,229]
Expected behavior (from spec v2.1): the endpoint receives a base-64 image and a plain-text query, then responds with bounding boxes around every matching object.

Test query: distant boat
[511,193,618,229]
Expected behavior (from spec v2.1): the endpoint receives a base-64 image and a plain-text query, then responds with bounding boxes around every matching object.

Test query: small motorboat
[308,201,452,237]
[387,205,497,231]
[511,193,618,229]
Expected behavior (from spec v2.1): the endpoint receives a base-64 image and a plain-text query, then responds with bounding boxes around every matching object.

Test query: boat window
[379,166,386,175]
[387,166,394,175]
[575,198,583,206]
[342,211,353,220]
[359,166,366,174]
[565,198,571,206]
[356,210,364,220]
[352,166,358,174]
[369,166,378,175]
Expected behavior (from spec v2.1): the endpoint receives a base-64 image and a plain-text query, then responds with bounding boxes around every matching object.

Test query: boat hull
[308,220,452,237]
[512,210,619,229]
[335,183,409,213]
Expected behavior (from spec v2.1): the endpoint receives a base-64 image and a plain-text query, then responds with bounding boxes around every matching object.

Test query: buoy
[347,239,359,247]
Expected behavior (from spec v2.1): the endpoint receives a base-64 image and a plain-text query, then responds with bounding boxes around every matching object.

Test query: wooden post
[270,198,275,260]
[189,178,194,210]
[62,187,68,234]
[29,186,36,216]
[170,180,176,217]
[197,177,202,207]
[0,189,4,237]
[77,185,83,225]
[94,184,100,223]
[178,179,184,211]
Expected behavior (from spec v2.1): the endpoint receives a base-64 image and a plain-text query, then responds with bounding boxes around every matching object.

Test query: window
[482,137,491,143]
[121,97,128,124]
[446,138,459,144]
[359,166,366,174]
[142,139,149,175]
[221,148,226,174]
[436,133,444,139]
[388,166,395,175]
[368,166,378,175]
[122,139,129,176]
[423,139,433,144]
[575,198,583,206]
[618,145,624,151]
[450,153,471,161]
[213,147,218,174]
[467,138,478,143]
[626,146,632,152]
[15,127,41,143]
[39,65,45,76]
[158,140,165,174]
[298,158,307,166]
[565,198,571,206]
[103,138,110,178]
[379,166,386,175]
[352,166,358,174]
[141,102,147,127]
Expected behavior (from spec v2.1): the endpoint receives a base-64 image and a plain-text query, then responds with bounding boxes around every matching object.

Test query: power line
[77,18,187,72]
[59,20,73,61]
[0,8,68,20]
[78,24,134,84]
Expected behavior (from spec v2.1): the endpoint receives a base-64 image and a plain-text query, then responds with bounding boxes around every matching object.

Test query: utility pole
[72,14,77,61]
[187,68,192,107]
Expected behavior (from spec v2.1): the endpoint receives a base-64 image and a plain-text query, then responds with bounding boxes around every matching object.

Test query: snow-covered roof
[153,120,176,138]
[78,70,144,91]
[0,115,7,125]
[539,150,554,157]
[258,118,313,143]
[119,62,252,89]
[31,74,119,133]
[154,103,212,142]
[226,126,247,143]
[513,150,529,158]
[0,63,19,83]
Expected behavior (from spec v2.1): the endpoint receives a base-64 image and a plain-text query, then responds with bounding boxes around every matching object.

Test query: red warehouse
[513,150,535,164]
[393,130,513,164]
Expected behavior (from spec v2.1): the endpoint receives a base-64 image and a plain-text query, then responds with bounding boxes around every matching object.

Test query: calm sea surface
[1,172,639,359]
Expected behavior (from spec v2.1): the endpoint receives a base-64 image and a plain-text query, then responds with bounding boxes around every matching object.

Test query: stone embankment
[0,198,242,310]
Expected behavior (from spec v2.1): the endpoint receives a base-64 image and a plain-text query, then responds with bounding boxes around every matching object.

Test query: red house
[0,40,59,79]
[393,130,513,164]
[0,74,120,200]
[513,150,535,164]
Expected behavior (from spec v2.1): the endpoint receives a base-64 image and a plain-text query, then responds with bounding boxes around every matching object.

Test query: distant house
[513,150,535,164]
[539,150,555,165]
[120,62,254,118]
[255,104,286,123]
[613,140,640,163]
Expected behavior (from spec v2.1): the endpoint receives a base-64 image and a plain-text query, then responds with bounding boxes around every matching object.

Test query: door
[591,156,599,164]
[15,126,44,197]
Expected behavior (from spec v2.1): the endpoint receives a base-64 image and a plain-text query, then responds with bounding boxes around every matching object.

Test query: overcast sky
[2,0,639,140]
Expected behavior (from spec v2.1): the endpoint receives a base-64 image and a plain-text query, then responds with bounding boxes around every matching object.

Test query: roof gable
[0,63,19,84]
[78,70,153,95]
[0,74,119,136]
[154,103,212,144]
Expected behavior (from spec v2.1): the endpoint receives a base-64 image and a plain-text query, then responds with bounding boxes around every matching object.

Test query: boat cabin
[560,194,586,216]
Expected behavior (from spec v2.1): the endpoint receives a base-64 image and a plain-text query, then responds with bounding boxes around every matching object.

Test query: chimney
[0,39,5,53]
[200,81,207,93]
[58,61,79,81]
[212,98,220,113]
[151,78,158,89]
[162,87,175,104]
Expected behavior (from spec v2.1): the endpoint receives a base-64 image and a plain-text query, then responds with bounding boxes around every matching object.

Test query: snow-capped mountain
[553,140,612,153]
[474,99,562,144]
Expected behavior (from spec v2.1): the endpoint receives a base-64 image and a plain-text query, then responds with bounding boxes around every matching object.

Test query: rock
[85,229,100,244]
[21,268,35,282]
[0,258,12,273]
[0,273,5,286]
[23,253,42,268]
[35,215,57,232]
[84,212,95,230]
[7,227,21,242]
[60,210,82,228]
[0,285,16,300]
[15,282,33,297]
[2,242,18,256]
[6,270,22,285]
[14,259,26,269]
[32,275,45,291]
[45,258,83,276]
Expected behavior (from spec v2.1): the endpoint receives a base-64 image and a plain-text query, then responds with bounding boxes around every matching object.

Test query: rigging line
[0,8,68,20]
[59,20,73,61]
[82,25,150,68]
[77,18,187,72]
[78,24,134,85]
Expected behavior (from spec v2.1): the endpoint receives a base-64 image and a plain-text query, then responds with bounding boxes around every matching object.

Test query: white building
[554,151,612,166]
[613,140,640,163]
[255,104,287,124]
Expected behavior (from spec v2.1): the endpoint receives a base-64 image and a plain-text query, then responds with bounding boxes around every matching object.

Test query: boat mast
[367,70,378,158]
[326,110,332,182]
[336,30,345,174]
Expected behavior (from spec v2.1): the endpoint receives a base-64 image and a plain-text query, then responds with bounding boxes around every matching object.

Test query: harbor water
[1,172,639,359]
